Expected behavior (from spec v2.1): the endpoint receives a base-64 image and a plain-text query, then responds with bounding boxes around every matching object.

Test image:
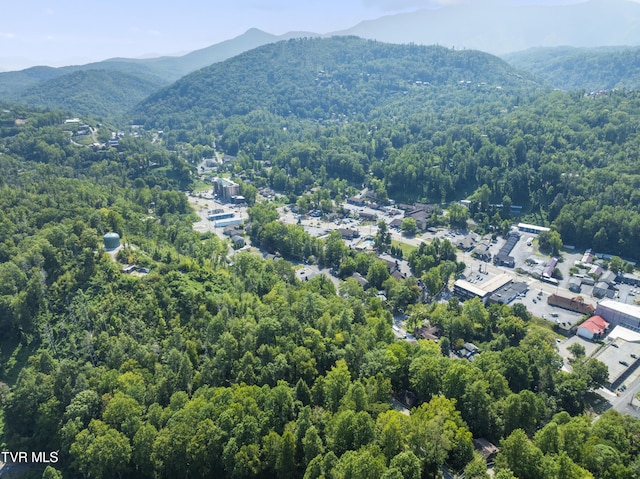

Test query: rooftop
[598,299,640,318]
[579,315,609,335]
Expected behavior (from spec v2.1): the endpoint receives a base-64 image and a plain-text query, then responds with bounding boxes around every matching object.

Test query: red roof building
[577,315,610,340]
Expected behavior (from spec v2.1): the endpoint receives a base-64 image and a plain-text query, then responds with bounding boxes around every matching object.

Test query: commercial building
[595,299,640,332]
[454,280,490,302]
[493,233,520,267]
[454,273,523,304]
[577,315,610,340]
[212,177,240,200]
[548,294,595,315]
[517,223,551,235]
[488,281,529,305]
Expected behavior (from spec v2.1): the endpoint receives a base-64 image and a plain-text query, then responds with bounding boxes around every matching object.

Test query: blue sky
[0,0,630,70]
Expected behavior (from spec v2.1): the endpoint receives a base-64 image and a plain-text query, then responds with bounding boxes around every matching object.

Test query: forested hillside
[503,46,640,91]
[2,105,640,479]
[4,70,167,121]
[136,37,640,259]
[136,36,533,128]
[3,36,640,479]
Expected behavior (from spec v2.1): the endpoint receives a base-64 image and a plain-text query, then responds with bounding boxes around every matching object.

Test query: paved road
[604,372,640,418]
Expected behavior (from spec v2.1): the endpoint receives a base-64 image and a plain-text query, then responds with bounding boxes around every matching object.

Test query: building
[488,281,529,305]
[351,273,370,289]
[593,282,615,299]
[456,233,480,251]
[213,218,243,228]
[454,280,490,302]
[231,235,246,248]
[454,273,513,304]
[493,233,520,267]
[471,242,492,262]
[359,212,377,221]
[347,196,366,207]
[473,438,499,462]
[542,257,558,278]
[414,325,441,341]
[517,223,551,235]
[600,270,617,285]
[618,273,640,286]
[548,294,595,315]
[577,315,610,340]
[595,299,640,332]
[212,177,240,200]
[569,277,582,293]
[337,228,359,240]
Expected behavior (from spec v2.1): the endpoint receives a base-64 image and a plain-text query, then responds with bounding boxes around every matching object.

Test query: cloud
[0,32,15,39]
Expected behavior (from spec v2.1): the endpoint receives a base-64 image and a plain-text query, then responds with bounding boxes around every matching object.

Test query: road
[604,372,640,418]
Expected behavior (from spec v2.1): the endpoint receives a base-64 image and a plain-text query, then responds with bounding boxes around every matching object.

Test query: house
[414,325,441,341]
[347,196,366,207]
[589,265,603,276]
[577,315,610,340]
[593,281,615,299]
[231,235,246,248]
[472,242,492,262]
[543,257,558,278]
[407,210,429,231]
[460,342,479,358]
[391,270,406,281]
[359,212,377,221]
[569,277,582,293]
[351,273,370,289]
[336,228,358,240]
[389,218,403,230]
[473,438,499,462]
[456,234,479,251]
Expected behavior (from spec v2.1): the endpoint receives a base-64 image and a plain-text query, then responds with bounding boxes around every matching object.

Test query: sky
[0,0,634,71]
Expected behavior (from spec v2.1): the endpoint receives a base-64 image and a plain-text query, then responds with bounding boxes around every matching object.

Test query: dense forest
[2,36,640,479]
[135,37,640,259]
[0,107,638,479]
[503,46,640,92]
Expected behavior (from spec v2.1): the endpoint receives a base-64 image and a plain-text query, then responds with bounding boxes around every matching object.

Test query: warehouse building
[595,299,640,332]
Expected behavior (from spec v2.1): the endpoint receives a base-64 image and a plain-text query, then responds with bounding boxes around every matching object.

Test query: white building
[595,299,640,332]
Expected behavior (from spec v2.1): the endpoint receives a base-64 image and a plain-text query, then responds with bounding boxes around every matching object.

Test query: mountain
[0,28,320,120]
[502,46,640,91]
[135,36,540,128]
[9,69,167,120]
[336,0,640,55]
[0,28,319,99]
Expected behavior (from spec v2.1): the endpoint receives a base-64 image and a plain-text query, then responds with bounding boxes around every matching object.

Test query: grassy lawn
[191,179,211,193]
[530,315,557,332]
[392,239,418,257]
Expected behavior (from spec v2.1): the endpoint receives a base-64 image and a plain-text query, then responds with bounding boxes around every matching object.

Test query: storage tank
[103,232,121,250]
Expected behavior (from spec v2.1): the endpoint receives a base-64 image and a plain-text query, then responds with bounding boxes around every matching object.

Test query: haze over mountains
[339,0,640,55]
[2,0,640,119]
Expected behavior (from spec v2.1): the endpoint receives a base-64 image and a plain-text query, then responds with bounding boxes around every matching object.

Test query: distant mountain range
[338,0,640,55]
[2,0,640,119]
